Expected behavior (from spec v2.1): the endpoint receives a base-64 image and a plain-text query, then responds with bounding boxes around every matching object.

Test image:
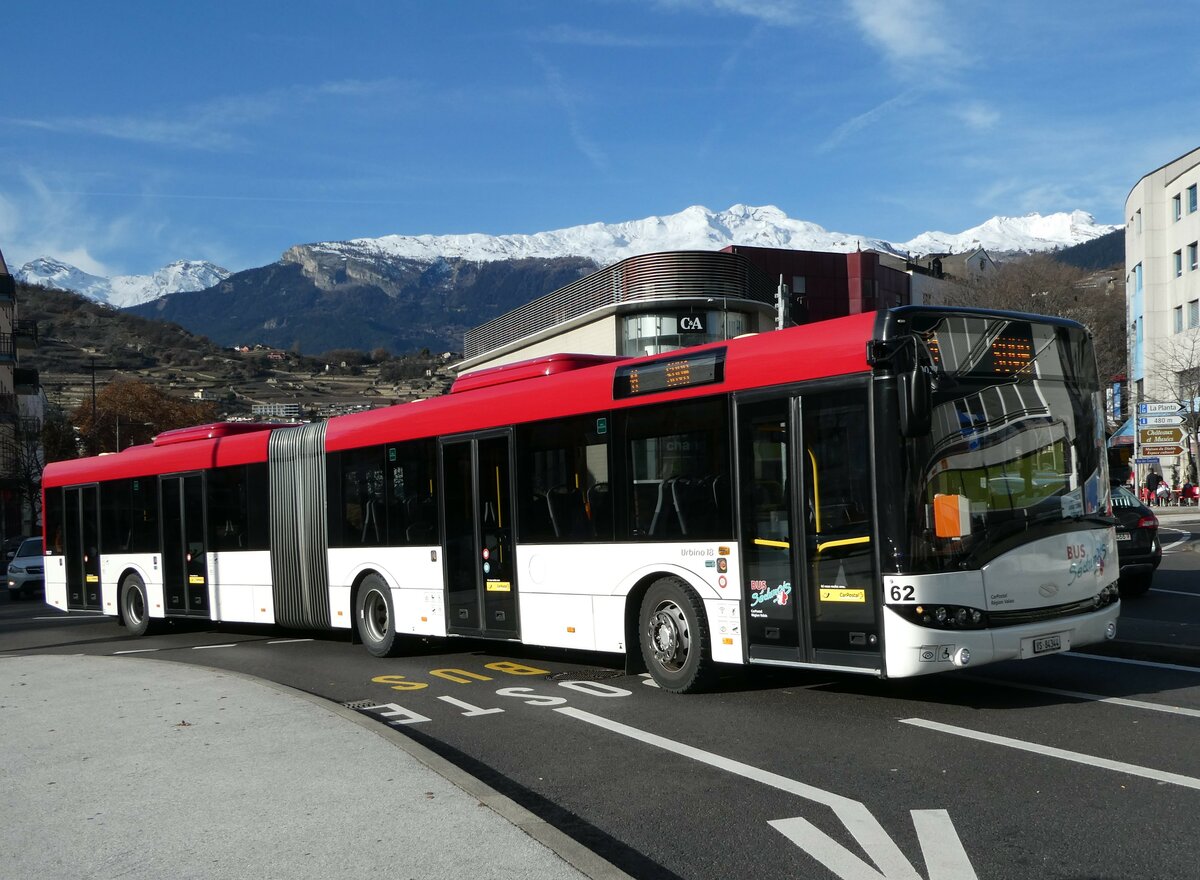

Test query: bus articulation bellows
[41,306,1120,692]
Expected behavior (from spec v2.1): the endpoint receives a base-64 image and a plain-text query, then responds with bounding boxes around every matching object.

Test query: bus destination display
[613,348,726,399]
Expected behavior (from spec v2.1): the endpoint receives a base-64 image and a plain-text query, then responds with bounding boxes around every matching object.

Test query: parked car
[1111,485,1161,597]
[6,537,44,600]
[1,534,28,575]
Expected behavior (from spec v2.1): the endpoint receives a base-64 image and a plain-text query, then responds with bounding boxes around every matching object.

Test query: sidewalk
[0,654,629,880]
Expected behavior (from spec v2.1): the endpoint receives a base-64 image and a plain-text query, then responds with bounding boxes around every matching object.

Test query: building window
[1175,305,1184,333]
[1176,250,1184,277]
[1190,242,1198,271]
[1190,184,1198,214]
[1174,194,1183,221]
[1190,300,1199,329]
[621,310,748,357]
[1136,209,1142,233]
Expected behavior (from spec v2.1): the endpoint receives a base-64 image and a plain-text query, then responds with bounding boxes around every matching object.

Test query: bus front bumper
[882,601,1120,678]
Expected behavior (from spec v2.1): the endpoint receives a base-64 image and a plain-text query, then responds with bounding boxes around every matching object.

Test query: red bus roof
[42,311,877,485]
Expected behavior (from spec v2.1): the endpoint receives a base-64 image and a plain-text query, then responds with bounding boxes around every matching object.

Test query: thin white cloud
[534,55,609,172]
[526,24,687,47]
[3,78,404,151]
[818,91,914,152]
[956,101,1001,130]
[652,0,808,27]
[845,0,964,73]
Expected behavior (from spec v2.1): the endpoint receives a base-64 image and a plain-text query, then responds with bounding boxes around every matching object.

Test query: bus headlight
[953,647,971,667]
[892,604,989,630]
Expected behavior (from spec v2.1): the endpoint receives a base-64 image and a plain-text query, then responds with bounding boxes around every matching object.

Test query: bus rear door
[63,485,102,611]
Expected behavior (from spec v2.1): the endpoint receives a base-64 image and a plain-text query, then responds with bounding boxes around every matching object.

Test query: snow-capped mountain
[900,209,1116,256]
[17,205,1117,308]
[16,258,229,308]
[303,204,1116,269]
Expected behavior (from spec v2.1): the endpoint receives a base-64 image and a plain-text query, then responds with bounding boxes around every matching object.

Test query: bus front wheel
[356,574,403,658]
[638,578,715,693]
[120,574,154,637]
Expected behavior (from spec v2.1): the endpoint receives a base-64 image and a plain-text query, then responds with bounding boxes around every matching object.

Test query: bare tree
[1148,332,1200,483]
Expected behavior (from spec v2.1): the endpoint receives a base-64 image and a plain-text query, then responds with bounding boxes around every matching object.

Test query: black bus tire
[121,574,154,637]
[639,577,716,693]
[356,574,404,658]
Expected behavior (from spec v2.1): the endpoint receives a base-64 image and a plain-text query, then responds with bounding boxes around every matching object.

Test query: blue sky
[1,1,1195,276]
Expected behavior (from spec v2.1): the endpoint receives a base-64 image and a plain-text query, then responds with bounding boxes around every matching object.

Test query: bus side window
[516,414,611,542]
[621,397,731,540]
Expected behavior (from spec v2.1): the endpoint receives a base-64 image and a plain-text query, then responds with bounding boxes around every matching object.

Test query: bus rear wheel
[120,574,154,637]
[356,574,404,658]
[639,578,715,693]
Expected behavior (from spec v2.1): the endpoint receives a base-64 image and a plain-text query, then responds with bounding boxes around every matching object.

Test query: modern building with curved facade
[458,245,912,374]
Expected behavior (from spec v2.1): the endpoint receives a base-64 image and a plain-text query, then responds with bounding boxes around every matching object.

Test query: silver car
[7,537,44,600]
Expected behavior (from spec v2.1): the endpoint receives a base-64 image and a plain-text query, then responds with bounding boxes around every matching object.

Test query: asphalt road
[5,520,1200,880]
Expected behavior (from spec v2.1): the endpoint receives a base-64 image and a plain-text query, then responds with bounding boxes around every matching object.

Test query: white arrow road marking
[556,706,977,879]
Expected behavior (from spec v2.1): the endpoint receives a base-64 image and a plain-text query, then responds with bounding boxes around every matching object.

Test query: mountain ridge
[16,204,1117,307]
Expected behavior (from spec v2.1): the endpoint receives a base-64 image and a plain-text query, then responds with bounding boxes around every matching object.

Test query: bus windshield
[899,312,1108,573]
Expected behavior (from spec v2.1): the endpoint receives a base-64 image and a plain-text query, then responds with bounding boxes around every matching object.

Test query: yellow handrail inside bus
[753,535,871,553]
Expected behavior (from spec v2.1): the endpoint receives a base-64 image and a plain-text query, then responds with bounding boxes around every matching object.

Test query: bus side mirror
[898,366,931,438]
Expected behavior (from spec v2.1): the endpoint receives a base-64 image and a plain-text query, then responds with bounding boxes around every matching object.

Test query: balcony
[14,320,37,350]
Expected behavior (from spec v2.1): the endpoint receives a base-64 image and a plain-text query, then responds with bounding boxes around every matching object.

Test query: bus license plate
[1021,632,1070,658]
[1033,635,1062,654]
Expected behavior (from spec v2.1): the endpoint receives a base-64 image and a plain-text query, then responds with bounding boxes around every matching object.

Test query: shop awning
[1108,417,1134,447]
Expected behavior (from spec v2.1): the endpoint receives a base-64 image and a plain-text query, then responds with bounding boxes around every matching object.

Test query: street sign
[1138,402,1182,415]
[1137,415,1184,426]
[1137,427,1186,444]
[1140,444,1185,457]
[1134,456,1161,464]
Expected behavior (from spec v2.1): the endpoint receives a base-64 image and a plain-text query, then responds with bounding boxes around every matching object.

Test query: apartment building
[0,247,43,538]
[1125,146,1200,480]
[1126,146,1200,399]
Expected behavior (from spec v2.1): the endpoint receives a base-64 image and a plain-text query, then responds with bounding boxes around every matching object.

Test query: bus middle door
[160,474,210,617]
[440,432,518,639]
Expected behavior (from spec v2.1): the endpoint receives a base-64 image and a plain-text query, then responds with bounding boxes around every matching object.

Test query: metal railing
[463,250,775,358]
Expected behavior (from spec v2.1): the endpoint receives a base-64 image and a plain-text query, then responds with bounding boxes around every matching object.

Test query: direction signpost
[1133,402,1186,488]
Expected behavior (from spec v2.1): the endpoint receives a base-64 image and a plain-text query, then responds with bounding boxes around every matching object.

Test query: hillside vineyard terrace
[41,305,1119,692]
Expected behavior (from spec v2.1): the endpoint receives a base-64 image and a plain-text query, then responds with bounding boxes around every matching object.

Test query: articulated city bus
[41,305,1120,692]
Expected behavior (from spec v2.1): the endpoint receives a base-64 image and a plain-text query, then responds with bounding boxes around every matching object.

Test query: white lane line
[901,718,1200,791]
[557,706,918,878]
[962,675,1200,718]
[1064,652,1200,674]
[1150,588,1200,598]
[1159,528,1190,552]
[267,638,314,644]
[191,643,237,650]
[113,648,159,654]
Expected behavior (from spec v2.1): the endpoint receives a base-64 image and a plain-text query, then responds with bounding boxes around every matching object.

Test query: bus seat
[547,485,593,539]
[673,476,717,536]
[587,482,612,536]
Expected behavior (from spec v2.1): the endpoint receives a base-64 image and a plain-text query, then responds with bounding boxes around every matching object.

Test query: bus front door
[160,474,210,617]
[63,485,102,611]
[441,433,519,639]
[738,397,805,661]
[737,389,879,667]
